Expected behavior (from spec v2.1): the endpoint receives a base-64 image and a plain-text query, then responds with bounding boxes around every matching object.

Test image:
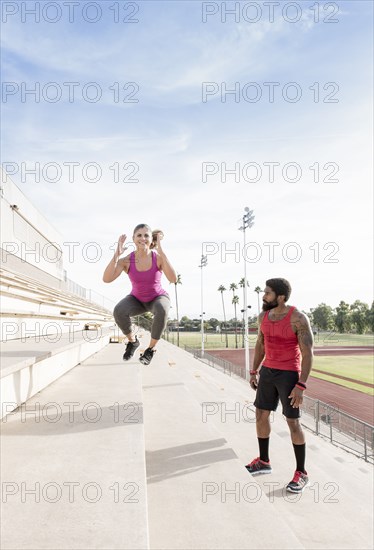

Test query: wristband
[297,381,306,388]
[250,370,258,376]
[295,383,306,391]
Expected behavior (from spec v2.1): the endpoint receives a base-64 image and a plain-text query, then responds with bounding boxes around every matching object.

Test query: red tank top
[260,306,301,372]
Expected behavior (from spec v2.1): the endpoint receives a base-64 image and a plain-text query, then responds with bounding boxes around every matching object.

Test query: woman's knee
[113,304,121,322]
[113,299,131,323]
[153,301,170,320]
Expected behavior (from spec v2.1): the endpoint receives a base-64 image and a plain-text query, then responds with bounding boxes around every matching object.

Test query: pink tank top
[128,251,168,303]
[260,306,301,372]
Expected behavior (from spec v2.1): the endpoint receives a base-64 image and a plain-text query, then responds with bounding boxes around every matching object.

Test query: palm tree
[254,286,262,318]
[230,283,238,348]
[239,277,250,309]
[174,273,182,346]
[232,295,239,348]
[218,285,228,348]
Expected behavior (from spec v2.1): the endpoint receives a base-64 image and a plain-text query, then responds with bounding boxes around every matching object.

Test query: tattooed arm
[289,310,314,407]
[250,312,266,389]
[294,310,314,383]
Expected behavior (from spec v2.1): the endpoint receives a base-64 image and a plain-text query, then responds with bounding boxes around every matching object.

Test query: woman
[103,224,177,365]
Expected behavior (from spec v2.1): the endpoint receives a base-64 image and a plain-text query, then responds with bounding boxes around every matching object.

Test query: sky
[1,0,373,319]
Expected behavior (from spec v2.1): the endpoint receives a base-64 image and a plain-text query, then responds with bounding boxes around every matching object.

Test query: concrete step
[1,336,372,550]
[142,339,304,550]
[156,339,373,550]
[0,327,113,419]
[1,343,149,550]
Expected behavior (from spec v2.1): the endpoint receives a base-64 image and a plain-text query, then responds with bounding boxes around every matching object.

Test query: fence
[302,396,374,463]
[185,346,246,379]
[184,346,374,463]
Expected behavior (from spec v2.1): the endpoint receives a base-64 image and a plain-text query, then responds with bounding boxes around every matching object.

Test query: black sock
[258,438,270,462]
[293,443,306,473]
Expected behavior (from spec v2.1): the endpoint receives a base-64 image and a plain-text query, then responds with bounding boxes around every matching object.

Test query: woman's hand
[153,231,164,253]
[116,234,128,257]
[103,235,128,283]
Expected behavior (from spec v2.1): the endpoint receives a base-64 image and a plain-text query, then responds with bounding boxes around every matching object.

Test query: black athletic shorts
[254,366,301,419]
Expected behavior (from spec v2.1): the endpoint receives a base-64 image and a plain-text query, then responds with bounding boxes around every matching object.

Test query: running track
[207,347,374,425]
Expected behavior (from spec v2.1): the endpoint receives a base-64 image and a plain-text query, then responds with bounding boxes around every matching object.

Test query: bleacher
[1,335,373,549]
[0,264,115,419]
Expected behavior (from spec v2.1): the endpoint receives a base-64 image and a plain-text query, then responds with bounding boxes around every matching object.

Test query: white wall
[0,169,64,280]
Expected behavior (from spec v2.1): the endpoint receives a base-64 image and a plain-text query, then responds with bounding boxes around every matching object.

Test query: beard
[262,299,278,311]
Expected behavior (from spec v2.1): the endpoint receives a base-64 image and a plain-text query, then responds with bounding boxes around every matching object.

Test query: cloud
[2,1,372,316]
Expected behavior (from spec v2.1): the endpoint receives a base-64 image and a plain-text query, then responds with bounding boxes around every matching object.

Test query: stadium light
[199,253,208,356]
[239,207,255,380]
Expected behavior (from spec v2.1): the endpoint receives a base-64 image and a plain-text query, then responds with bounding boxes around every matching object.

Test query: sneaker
[122,337,140,361]
[139,347,156,365]
[286,471,309,493]
[245,457,272,475]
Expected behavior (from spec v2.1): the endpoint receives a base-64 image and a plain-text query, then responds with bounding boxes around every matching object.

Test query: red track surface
[207,348,374,425]
[306,377,373,425]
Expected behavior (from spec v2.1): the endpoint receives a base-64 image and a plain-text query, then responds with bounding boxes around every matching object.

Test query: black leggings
[113,294,170,340]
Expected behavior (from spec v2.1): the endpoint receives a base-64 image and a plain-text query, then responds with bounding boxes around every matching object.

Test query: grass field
[311,356,374,396]
[166,332,253,349]
[164,332,374,395]
[166,331,374,349]
[313,332,374,347]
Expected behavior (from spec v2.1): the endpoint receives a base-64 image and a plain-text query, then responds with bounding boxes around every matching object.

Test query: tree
[350,300,369,334]
[180,316,193,331]
[208,318,220,330]
[218,285,228,348]
[310,303,335,331]
[335,301,351,333]
[238,278,250,312]
[232,295,239,348]
[366,301,374,333]
[254,286,262,317]
[174,273,182,346]
[230,283,239,348]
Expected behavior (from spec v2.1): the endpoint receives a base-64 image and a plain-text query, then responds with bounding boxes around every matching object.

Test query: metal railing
[184,345,374,463]
[185,346,246,379]
[302,396,374,463]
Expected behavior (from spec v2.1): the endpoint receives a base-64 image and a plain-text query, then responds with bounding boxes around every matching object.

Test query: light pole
[239,207,255,380]
[199,254,208,356]
[240,305,252,349]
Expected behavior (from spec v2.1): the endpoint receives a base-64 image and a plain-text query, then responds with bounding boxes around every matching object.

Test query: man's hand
[288,386,304,408]
[249,373,258,390]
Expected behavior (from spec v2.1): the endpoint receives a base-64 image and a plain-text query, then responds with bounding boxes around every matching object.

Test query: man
[246,278,314,493]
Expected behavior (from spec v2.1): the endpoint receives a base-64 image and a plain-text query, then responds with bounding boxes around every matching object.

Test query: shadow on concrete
[1,403,144,436]
[146,438,238,484]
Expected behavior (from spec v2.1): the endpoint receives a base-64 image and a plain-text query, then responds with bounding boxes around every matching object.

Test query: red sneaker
[245,457,272,475]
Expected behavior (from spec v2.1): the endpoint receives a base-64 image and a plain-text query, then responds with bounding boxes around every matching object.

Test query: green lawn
[311,355,374,396]
[165,332,374,396]
[165,331,257,349]
[311,356,374,396]
[313,332,374,347]
[311,373,373,395]
[166,331,374,350]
